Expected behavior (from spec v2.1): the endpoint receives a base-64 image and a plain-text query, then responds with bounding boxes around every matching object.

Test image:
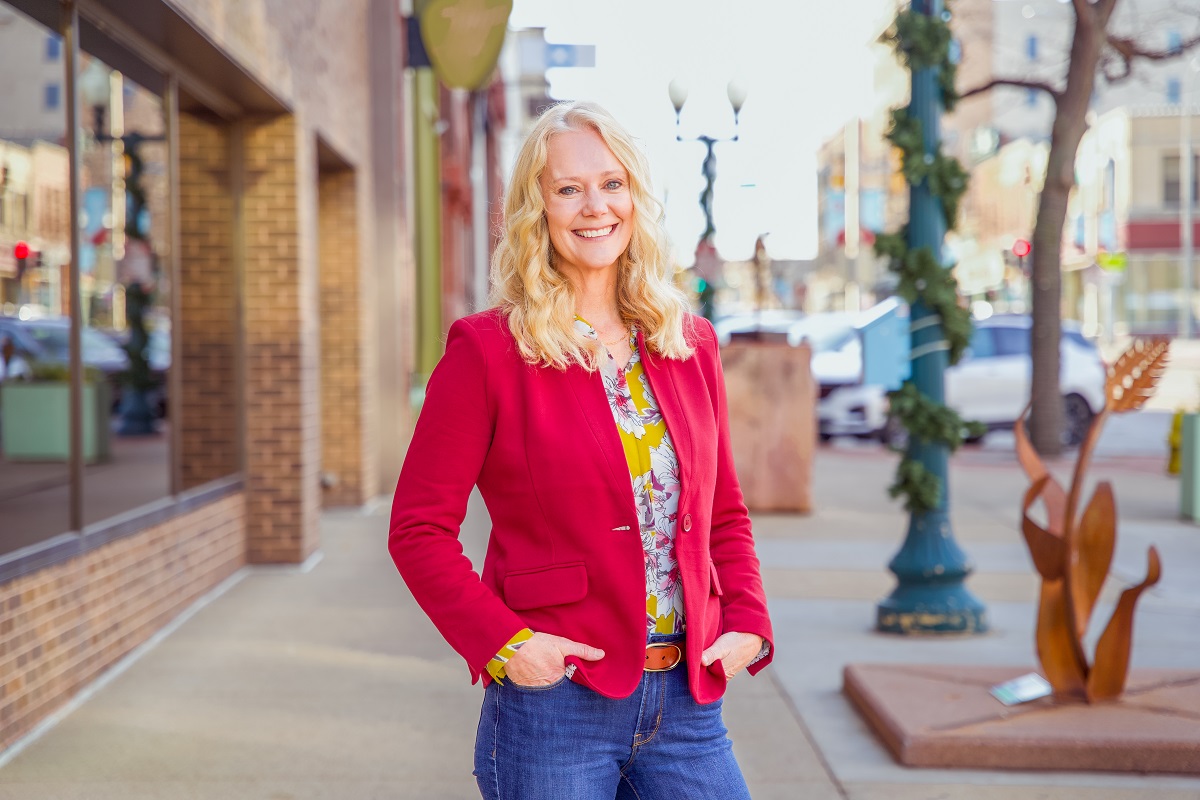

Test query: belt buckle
[644,642,682,672]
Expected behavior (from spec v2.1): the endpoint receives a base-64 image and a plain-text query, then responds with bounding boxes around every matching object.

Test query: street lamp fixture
[670,78,746,319]
[669,78,746,243]
[78,59,113,136]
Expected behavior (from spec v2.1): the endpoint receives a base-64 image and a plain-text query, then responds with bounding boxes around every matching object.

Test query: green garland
[879,6,960,111]
[876,2,982,515]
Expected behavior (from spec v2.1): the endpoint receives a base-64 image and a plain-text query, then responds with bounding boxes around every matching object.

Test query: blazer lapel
[564,363,637,510]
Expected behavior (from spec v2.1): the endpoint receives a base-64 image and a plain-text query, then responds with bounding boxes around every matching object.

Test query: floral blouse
[486,319,685,682]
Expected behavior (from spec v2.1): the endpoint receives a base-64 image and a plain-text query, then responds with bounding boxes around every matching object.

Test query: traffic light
[1012,238,1032,274]
[13,240,29,280]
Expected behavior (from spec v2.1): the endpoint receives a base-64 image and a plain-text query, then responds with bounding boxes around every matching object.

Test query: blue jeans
[472,634,751,800]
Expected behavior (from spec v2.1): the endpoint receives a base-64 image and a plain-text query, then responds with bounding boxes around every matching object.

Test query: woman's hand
[700,632,765,680]
[504,632,605,686]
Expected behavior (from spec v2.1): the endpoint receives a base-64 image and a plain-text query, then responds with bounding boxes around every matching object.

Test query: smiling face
[540,127,635,287]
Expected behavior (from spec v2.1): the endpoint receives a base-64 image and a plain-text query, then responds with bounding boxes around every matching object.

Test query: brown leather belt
[645,642,684,672]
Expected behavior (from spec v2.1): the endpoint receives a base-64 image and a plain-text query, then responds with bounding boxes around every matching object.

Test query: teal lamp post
[876,0,987,635]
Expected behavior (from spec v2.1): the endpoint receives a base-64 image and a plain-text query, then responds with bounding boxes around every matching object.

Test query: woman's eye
[558,186,579,196]
[605,180,624,190]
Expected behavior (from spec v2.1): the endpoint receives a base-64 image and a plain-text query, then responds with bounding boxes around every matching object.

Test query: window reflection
[0,1,246,556]
[1,7,177,555]
[0,1,70,554]
[78,57,171,525]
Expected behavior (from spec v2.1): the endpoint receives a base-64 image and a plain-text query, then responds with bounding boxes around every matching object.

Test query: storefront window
[0,0,244,561]
[0,4,179,557]
[0,1,71,555]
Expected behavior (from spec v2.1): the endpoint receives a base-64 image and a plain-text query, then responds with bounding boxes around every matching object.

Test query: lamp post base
[876,508,989,635]
[117,388,157,436]
[876,587,988,635]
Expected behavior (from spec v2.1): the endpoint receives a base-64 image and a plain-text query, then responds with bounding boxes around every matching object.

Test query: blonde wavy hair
[489,101,695,371]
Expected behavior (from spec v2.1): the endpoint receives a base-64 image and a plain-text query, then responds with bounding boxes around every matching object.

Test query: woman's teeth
[576,225,614,239]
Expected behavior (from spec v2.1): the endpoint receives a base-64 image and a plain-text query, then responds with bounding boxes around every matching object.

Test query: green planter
[1181,413,1200,523]
[0,381,111,463]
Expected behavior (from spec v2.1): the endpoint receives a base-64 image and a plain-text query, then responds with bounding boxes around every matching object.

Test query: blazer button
[682,514,693,532]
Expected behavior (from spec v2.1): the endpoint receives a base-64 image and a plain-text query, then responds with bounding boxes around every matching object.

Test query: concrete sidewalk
[0,444,1198,798]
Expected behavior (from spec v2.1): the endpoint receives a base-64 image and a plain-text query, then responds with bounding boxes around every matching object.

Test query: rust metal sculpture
[1015,338,1169,702]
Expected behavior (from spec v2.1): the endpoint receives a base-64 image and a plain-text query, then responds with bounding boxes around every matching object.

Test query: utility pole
[876,0,987,635]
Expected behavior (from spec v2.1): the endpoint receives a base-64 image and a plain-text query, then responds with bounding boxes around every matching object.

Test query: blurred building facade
[1074,107,1200,338]
[814,0,1200,333]
[0,0,507,754]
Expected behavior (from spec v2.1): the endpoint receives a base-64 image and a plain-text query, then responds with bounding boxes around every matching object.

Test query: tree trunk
[1028,7,1107,455]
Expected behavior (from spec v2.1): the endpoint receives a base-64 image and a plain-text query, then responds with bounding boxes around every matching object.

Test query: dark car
[0,316,130,411]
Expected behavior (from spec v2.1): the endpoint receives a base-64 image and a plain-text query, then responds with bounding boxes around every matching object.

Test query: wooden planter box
[0,381,111,463]
[721,336,817,513]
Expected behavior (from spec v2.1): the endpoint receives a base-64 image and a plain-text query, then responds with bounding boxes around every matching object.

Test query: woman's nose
[581,186,606,216]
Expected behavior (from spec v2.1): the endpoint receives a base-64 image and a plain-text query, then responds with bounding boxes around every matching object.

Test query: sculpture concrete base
[843,663,1200,774]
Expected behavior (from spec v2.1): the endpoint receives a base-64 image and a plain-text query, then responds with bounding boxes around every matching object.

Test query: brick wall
[178,112,240,488]
[242,114,320,563]
[318,167,377,506]
[0,493,245,751]
[170,0,398,503]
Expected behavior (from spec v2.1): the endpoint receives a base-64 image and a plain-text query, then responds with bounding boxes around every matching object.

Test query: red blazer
[388,309,773,704]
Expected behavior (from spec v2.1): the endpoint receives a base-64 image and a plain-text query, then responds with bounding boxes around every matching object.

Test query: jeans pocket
[506,672,569,692]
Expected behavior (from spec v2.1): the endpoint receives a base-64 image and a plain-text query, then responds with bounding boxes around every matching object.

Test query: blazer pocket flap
[709,560,724,596]
[504,562,588,611]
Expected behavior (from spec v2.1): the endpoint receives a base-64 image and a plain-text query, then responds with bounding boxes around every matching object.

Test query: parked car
[816,313,1108,448]
[945,314,1107,445]
[714,309,806,345]
[0,316,130,410]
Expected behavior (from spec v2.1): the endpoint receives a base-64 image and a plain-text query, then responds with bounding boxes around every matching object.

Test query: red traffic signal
[1012,238,1031,258]
[13,241,30,260]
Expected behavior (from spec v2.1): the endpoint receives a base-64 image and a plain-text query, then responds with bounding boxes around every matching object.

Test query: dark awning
[8,0,288,118]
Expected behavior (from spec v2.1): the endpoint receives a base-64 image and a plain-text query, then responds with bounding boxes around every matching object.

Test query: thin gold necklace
[600,328,631,347]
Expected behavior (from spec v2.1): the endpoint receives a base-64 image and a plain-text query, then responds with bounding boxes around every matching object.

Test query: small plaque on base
[989,672,1052,706]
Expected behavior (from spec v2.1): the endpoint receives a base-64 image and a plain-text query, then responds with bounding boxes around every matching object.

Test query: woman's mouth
[574,224,616,239]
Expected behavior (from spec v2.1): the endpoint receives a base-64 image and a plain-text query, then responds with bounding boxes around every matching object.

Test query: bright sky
[508,0,896,263]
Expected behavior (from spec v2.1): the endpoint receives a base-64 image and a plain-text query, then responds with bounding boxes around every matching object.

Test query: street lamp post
[670,78,747,320]
[79,61,163,436]
[876,0,987,635]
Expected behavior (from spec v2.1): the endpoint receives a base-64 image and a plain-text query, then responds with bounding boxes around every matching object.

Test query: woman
[389,101,773,799]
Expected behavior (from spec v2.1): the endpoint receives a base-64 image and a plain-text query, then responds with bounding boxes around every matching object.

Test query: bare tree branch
[1098,51,1133,84]
[960,77,1062,102]
[1070,0,1093,20]
[1107,32,1200,63]
[1099,32,1200,86]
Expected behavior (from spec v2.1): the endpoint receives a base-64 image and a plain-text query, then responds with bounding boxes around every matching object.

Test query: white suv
[814,313,1109,447]
[945,314,1107,445]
